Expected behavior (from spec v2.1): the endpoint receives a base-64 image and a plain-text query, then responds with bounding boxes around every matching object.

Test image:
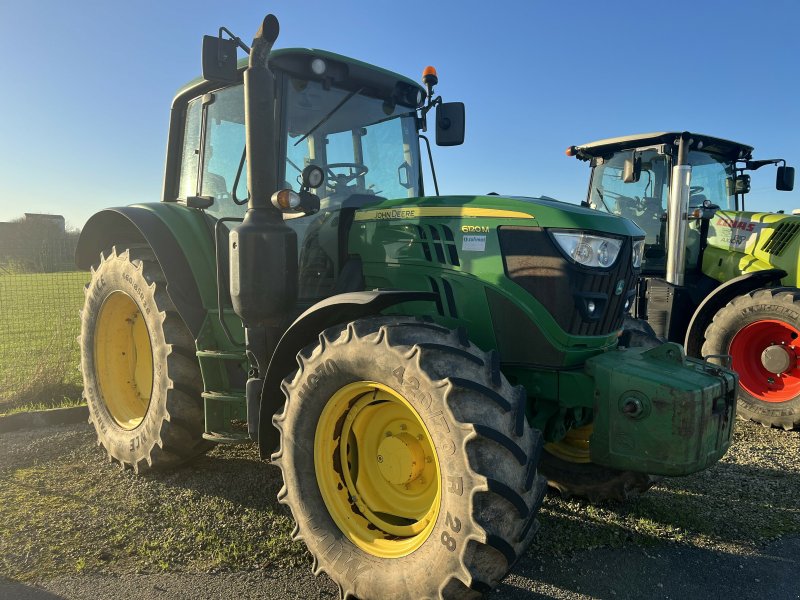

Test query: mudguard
[75,205,213,337]
[258,290,436,456]
[684,268,787,357]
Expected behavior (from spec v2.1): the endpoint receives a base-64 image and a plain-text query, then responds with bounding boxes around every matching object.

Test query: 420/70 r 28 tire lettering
[272,317,547,599]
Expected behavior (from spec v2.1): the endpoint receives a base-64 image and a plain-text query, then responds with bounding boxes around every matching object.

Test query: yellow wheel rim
[314,381,441,558]
[94,291,154,430]
[544,424,593,463]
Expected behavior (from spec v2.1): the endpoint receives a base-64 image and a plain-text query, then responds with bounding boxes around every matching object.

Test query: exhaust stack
[665,132,692,286]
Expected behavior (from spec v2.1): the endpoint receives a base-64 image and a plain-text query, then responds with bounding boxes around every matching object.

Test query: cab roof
[174,47,425,103]
[572,132,754,162]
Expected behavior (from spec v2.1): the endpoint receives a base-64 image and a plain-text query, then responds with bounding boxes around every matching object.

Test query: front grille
[762,221,800,256]
[499,226,637,336]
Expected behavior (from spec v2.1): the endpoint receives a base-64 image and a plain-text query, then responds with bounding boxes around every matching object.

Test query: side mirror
[398,161,414,189]
[202,35,239,83]
[435,102,465,146]
[735,174,751,195]
[777,166,795,191]
[622,153,641,183]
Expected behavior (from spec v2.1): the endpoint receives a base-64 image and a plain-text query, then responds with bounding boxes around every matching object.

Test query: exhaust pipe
[228,14,298,441]
[665,132,692,286]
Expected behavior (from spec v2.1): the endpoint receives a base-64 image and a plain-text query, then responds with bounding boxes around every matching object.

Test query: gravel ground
[2,536,798,599]
[0,419,797,598]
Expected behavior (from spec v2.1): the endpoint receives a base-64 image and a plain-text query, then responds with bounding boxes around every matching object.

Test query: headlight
[632,239,645,268]
[552,232,622,268]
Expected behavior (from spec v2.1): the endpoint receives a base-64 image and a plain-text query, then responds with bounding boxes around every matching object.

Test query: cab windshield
[588,148,738,273]
[588,149,736,244]
[279,77,423,301]
[588,149,669,245]
[282,78,423,208]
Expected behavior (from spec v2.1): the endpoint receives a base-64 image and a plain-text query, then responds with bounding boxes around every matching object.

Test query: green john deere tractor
[568,132,799,430]
[76,16,736,599]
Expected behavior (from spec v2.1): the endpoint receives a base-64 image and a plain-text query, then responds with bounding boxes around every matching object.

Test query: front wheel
[272,317,546,599]
[540,425,657,503]
[539,320,661,503]
[703,287,800,430]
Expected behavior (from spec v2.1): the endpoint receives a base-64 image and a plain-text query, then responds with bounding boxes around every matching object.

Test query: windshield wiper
[293,87,363,147]
[595,187,612,213]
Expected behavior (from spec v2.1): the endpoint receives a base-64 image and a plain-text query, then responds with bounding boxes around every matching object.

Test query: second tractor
[569,131,798,429]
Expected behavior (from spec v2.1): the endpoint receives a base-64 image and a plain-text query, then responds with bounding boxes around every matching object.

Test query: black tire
[619,316,662,349]
[702,287,800,430]
[540,318,660,503]
[538,452,658,503]
[80,245,212,472]
[272,317,547,599]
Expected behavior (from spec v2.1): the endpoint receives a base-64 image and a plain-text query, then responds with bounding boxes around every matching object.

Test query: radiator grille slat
[762,222,800,256]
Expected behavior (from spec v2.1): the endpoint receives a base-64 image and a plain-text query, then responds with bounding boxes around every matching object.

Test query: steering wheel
[326,163,369,189]
[603,190,643,214]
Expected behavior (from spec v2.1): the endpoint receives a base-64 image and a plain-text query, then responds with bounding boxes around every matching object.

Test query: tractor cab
[569,132,794,276]
[165,47,463,303]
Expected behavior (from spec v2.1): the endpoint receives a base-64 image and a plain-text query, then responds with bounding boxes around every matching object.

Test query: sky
[1,0,798,228]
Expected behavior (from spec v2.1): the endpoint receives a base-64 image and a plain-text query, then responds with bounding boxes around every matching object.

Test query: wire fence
[0,216,87,411]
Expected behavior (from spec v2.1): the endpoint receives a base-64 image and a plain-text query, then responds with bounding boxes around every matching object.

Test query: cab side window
[178,98,202,200]
[177,85,247,218]
[201,86,247,215]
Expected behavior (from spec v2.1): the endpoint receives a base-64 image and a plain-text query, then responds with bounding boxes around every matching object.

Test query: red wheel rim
[729,319,800,403]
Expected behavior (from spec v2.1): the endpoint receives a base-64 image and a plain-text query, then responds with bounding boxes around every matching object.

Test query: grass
[0,271,88,411]
[0,397,85,417]
[0,429,304,582]
[0,420,797,583]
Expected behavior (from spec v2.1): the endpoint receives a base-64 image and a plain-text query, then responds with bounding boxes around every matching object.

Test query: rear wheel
[703,287,800,430]
[272,317,546,599]
[80,245,212,472]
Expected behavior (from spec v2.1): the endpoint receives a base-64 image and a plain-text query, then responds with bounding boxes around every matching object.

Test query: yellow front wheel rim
[94,291,154,430]
[314,381,441,558]
[544,424,593,463]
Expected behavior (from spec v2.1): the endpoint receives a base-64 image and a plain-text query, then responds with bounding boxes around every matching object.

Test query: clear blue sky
[1,0,798,228]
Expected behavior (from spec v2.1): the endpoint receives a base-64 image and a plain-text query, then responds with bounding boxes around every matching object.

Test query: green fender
[258,290,436,456]
[75,203,219,337]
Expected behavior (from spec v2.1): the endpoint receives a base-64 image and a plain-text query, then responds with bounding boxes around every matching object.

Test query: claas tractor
[568,132,799,431]
[76,16,736,599]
